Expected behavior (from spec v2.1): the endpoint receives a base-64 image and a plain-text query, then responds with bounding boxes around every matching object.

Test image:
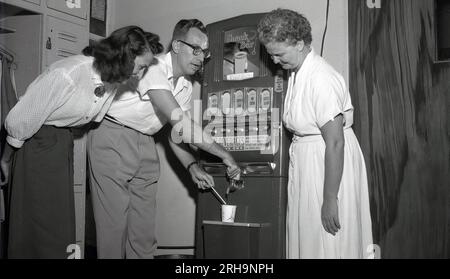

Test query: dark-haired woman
[0,26,159,259]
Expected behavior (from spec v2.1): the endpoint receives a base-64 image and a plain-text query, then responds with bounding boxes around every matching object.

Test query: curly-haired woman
[258,9,373,259]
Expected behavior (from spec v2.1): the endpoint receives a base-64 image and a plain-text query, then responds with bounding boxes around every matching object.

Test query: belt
[104,116,136,130]
[292,128,354,144]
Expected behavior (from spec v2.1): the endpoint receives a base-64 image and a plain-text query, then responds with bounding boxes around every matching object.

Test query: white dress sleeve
[312,73,345,129]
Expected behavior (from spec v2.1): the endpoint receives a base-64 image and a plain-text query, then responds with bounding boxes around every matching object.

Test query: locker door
[46,0,89,19]
[45,15,89,258]
[45,15,88,67]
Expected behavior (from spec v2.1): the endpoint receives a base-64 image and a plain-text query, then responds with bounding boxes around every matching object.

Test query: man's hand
[223,156,241,180]
[188,163,215,190]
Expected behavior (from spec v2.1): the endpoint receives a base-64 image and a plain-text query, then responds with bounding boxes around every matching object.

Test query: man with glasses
[87,20,240,259]
[168,19,211,81]
[178,40,211,57]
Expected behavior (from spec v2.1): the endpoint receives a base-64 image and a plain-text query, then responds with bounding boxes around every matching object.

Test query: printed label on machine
[204,87,276,152]
[223,27,260,80]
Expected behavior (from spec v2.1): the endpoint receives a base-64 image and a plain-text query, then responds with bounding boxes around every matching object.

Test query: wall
[113,0,349,256]
[349,0,449,258]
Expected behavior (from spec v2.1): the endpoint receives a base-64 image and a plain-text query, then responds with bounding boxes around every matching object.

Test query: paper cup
[221,205,237,223]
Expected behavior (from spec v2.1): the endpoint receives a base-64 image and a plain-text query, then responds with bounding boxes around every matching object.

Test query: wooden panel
[349,0,449,258]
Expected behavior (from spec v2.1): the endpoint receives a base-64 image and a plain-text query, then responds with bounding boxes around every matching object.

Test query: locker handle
[46,37,52,50]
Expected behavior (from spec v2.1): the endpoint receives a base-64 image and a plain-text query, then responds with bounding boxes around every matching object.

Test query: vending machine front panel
[197,13,291,259]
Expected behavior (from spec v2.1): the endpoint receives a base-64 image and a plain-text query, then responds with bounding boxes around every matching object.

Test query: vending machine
[196,13,291,259]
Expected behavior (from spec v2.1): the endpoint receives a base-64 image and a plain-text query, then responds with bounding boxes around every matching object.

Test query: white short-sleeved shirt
[283,49,354,137]
[106,53,192,136]
[5,55,117,148]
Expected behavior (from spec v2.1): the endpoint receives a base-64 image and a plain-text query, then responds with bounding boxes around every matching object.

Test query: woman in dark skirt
[0,26,161,259]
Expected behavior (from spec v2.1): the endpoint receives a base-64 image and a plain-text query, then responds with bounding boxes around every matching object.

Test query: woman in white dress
[258,9,373,259]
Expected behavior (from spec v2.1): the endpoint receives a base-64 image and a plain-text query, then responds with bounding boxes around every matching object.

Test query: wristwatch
[186,161,198,172]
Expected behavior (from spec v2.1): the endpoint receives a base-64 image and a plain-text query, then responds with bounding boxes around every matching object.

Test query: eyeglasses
[178,40,211,59]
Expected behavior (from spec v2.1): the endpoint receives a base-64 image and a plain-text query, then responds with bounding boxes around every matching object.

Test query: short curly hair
[257,8,312,46]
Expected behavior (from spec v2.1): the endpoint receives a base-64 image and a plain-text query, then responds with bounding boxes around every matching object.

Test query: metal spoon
[210,187,227,205]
